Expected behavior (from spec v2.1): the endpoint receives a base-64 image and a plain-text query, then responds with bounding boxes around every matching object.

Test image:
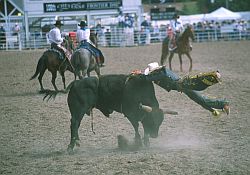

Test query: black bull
[44,67,229,152]
[67,74,164,151]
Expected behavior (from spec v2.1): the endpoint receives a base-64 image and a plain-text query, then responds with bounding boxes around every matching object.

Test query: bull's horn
[163,109,178,115]
[139,103,152,113]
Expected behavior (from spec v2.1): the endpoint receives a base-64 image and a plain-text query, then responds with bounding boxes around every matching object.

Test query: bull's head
[139,104,164,138]
[140,104,178,138]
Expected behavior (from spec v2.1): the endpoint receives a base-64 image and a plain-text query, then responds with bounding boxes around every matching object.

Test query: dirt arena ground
[0,41,249,175]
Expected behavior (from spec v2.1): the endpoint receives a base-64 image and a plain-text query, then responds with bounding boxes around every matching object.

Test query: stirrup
[169,46,177,51]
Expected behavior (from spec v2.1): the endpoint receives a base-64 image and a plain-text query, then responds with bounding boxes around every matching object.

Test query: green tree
[197,0,250,12]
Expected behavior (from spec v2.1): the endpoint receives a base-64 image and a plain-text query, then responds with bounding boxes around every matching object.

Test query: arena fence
[0,27,249,51]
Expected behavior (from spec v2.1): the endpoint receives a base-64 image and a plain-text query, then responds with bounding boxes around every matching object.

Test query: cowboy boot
[96,57,102,67]
[97,58,105,67]
[100,55,105,67]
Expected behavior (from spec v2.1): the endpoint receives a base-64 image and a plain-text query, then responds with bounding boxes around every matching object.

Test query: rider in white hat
[48,20,71,60]
[169,13,184,51]
[76,20,105,67]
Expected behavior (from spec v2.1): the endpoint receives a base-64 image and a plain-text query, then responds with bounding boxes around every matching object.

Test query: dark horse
[30,39,74,92]
[160,25,195,72]
[71,32,101,79]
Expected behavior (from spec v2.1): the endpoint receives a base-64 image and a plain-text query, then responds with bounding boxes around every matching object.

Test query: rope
[90,76,99,135]
[90,109,95,134]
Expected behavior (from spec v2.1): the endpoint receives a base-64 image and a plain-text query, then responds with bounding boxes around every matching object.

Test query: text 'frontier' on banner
[44,1,122,13]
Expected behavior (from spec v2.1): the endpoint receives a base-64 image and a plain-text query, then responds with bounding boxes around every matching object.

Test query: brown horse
[30,40,74,92]
[160,25,195,72]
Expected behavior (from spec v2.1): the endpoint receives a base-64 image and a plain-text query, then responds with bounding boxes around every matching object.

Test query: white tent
[180,14,207,24]
[205,7,241,21]
[237,11,250,21]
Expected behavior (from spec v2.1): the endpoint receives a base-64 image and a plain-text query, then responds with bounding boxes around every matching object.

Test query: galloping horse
[71,32,101,79]
[160,25,195,72]
[30,39,74,92]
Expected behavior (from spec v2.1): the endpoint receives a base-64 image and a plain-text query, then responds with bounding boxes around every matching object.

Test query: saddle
[48,48,64,60]
[78,42,96,57]
[49,44,72,62]
[47,47,74,71]
[78,41,104,66]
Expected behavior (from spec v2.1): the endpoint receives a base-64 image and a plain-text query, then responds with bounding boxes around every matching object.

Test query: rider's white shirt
[170,19,184,33]
[48,27,63,45]
[76,28,90,43]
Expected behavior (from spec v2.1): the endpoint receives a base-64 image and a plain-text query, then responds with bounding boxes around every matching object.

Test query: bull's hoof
[143,139,150,147]
[67,145,74,154]
[134,138,143,147]
[117,135,129,150]
[75,140,80,147]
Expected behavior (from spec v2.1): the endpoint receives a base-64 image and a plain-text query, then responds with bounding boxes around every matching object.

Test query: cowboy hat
[144,62,161,75]
[54,20,64,26]
[78,20,87,27]
[173,13,179,19]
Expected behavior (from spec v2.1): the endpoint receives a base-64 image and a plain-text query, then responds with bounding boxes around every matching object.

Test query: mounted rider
[48,20,71,61]
[76,20,105,67]
[169,14,184,51]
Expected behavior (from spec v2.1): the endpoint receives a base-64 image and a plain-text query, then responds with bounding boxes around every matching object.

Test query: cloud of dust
[155,129,208,150]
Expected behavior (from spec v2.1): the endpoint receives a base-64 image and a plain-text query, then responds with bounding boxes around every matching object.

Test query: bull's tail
[43,80,76,101]
[65,80,76,92]
[30,54,46,80]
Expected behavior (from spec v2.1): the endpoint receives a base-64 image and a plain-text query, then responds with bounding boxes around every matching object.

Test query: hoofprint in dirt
[0,41,249,174]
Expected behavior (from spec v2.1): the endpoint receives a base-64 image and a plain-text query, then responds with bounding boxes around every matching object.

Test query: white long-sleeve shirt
[170,19,184,33]
[76,28,90,43]
[48,27,63,45]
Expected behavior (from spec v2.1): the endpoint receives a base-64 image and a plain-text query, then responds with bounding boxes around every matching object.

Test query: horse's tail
[160,37,169,65]
[30,53,47,80]
[43,80,76,102]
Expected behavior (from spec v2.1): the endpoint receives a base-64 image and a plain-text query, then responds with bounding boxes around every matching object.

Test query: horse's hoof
[39,89,46,94]
[62,90,68,94]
